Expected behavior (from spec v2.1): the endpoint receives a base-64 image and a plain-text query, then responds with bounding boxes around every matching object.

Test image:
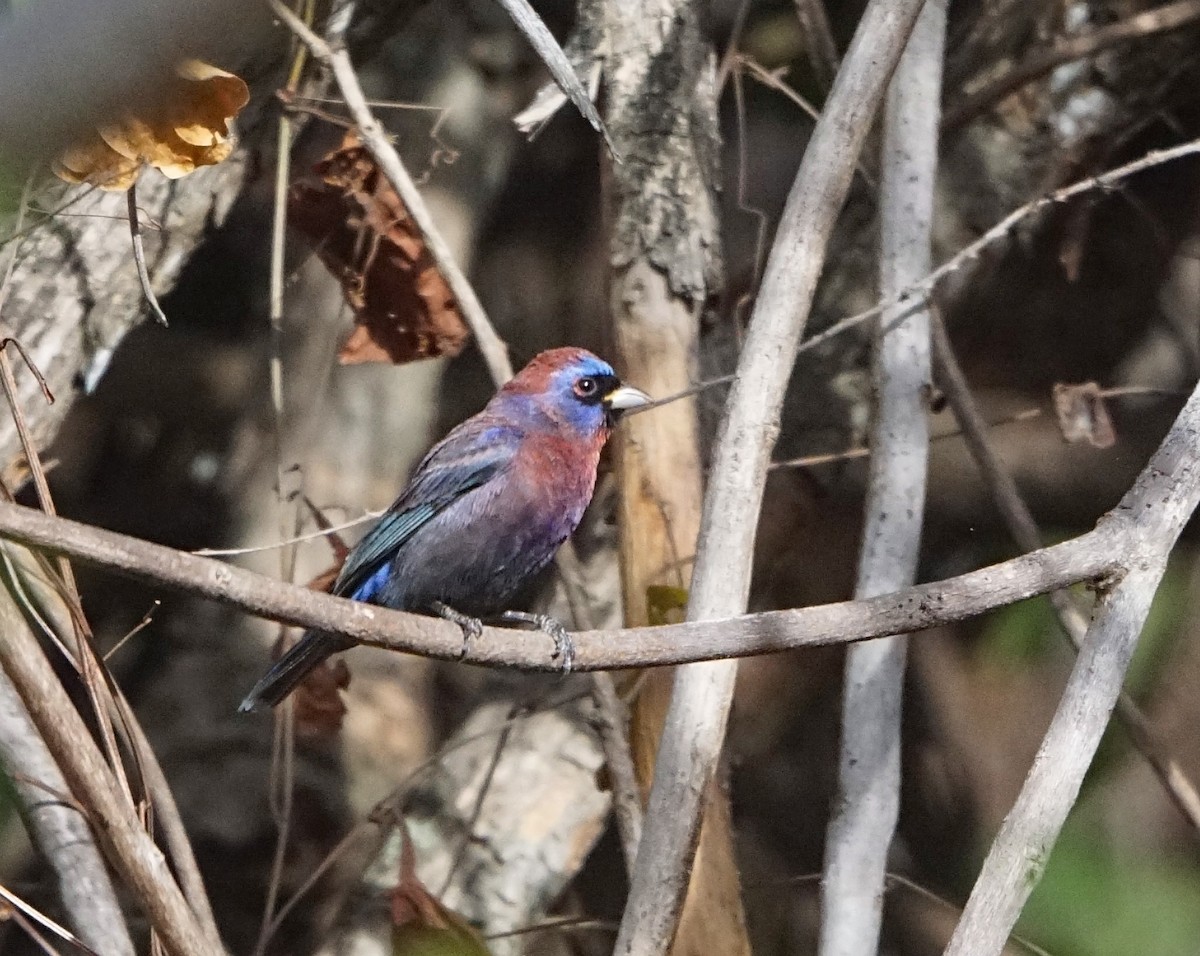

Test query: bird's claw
[501,611,575,674]
[433,602,484,660]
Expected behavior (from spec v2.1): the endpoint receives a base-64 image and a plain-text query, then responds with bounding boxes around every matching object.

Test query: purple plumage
[240,348,650,711]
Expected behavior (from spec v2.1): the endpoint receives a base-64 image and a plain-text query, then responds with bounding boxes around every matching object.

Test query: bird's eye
[574,376,598,398]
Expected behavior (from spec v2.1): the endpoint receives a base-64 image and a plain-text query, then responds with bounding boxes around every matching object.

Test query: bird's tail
[239,631,344,712]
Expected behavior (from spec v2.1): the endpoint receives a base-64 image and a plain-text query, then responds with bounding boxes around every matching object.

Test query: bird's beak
[603,384,652,414]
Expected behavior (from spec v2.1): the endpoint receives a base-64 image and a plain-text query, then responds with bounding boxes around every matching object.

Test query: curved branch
[0,499,1123,670]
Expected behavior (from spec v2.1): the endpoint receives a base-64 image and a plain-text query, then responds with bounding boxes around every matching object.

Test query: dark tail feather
[239,631,343,712]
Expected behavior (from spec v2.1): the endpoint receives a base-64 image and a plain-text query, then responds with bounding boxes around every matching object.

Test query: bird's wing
[331,421,520,600]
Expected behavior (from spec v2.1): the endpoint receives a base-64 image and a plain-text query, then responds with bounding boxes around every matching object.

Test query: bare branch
[819,4,944,954]
[126,184,170,326]
[945,378,1200,956]
[930,311,1200,835]
[610,2,932,950]
[590,673,643,871]
[0,666,134,956]
[943,0,1200,130]
[0,556,223,956]
[798,136,1200,358]
[0,498,1123,670]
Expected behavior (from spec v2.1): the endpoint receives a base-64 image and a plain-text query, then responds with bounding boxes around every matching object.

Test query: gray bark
[946,376,1200,956]
[820,4,943,954]
[614,1,929,953]
[0,666,134,956]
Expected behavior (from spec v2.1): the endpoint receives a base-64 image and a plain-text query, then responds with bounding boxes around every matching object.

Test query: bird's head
[497,347,651,438]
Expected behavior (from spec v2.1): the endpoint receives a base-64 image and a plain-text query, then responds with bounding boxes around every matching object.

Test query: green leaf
[392,924,491,956]
[1020,821,1200,956]
[646,585,688,627]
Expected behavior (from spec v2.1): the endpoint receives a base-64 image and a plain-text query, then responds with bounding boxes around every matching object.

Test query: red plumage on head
[500,347,604,396]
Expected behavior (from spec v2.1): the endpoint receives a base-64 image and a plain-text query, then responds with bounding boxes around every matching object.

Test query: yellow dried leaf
[171,59,250,147]
[51,132,141,191]
[51,59,249,190]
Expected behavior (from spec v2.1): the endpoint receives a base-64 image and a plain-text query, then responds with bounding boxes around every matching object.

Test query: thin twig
[103,600,161,661]
[796,136,1200,359]
[769,386,1181,471]
[555,540,644,872]
[125,184,169,326]
[930,310,1200,834]
[193,510,379,557]
[792,0,839,89]
[614,2,929,952]
[738,55,876,191]
[819,5,943,954]
[943,0,1200,131]
[590,671,643,871]
[0,882,100,956]
[269,0,514,385]
[0,178,135,808]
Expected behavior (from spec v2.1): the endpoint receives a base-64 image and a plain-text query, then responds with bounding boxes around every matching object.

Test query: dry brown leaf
[1052,381,1117,448]
[291,652,351,740]
[51,59,249,191]
[391,822,490,956]
[288,131,469,366]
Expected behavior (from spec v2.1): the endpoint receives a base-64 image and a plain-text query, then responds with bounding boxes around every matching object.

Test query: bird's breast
[379,435,601,617]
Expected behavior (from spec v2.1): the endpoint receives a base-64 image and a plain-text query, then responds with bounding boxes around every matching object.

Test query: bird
[240,347,650,711]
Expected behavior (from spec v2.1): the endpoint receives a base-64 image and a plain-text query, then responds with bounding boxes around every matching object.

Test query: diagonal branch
[930,309,1200,834]
[819,4,944,953]
[487,0,613,150]
[0,661,134,956]
[0,554,224,956]
[945,376,1200,956]
[943,0,1200,131]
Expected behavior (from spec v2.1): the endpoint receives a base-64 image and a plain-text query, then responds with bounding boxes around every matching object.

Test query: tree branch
[819,4,944,953]
[0,666,134,956]
[0,554,223,956]
[930,310,1200,834]
[942,0,1200,131]
[610,2,933,951]
[945,376,1200,956]
[797,136,1200,359]
[0,498,1122,670]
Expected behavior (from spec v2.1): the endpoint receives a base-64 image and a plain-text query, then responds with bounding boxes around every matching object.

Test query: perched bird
[240,347,650,711]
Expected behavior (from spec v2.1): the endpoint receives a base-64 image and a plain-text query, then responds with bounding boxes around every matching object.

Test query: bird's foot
[432,602,484,660]
[501,611,575,674]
